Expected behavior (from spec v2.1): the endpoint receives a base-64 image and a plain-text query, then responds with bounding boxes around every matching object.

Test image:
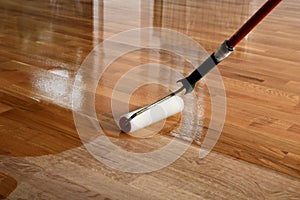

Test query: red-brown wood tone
[0,0,299,199]
[227,0,282,47]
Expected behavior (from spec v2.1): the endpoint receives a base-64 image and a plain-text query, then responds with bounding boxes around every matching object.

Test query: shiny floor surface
[0,0,299,199]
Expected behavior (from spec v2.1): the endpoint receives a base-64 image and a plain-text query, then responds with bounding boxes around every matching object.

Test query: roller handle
[227,0,282,47]
[179,0,282,94]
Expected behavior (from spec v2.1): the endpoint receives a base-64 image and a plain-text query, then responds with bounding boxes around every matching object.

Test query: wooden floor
[0,0,299,199]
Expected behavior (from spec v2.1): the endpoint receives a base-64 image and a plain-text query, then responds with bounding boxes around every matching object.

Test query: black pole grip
[177,53,219,94]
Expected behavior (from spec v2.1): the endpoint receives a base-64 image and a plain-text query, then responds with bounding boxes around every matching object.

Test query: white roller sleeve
[119,96,184,133]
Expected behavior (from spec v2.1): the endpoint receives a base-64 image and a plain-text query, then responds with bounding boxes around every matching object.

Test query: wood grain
[0,0,299,199]
[1,144,300,200]
[0,172,17,199]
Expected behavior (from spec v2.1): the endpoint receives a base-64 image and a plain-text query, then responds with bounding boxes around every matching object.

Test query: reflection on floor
[0,0,299,199]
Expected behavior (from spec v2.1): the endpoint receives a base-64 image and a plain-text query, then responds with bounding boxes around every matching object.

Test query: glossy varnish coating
[0,0,299,199]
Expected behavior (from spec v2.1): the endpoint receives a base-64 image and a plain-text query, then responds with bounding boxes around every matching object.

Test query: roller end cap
[119,117,131,133]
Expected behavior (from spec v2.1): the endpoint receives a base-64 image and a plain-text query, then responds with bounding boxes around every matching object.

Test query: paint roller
[119,0,282,133]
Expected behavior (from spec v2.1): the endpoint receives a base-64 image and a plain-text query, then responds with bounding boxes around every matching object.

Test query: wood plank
[0,0,299,199]
[0,172,17,199]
